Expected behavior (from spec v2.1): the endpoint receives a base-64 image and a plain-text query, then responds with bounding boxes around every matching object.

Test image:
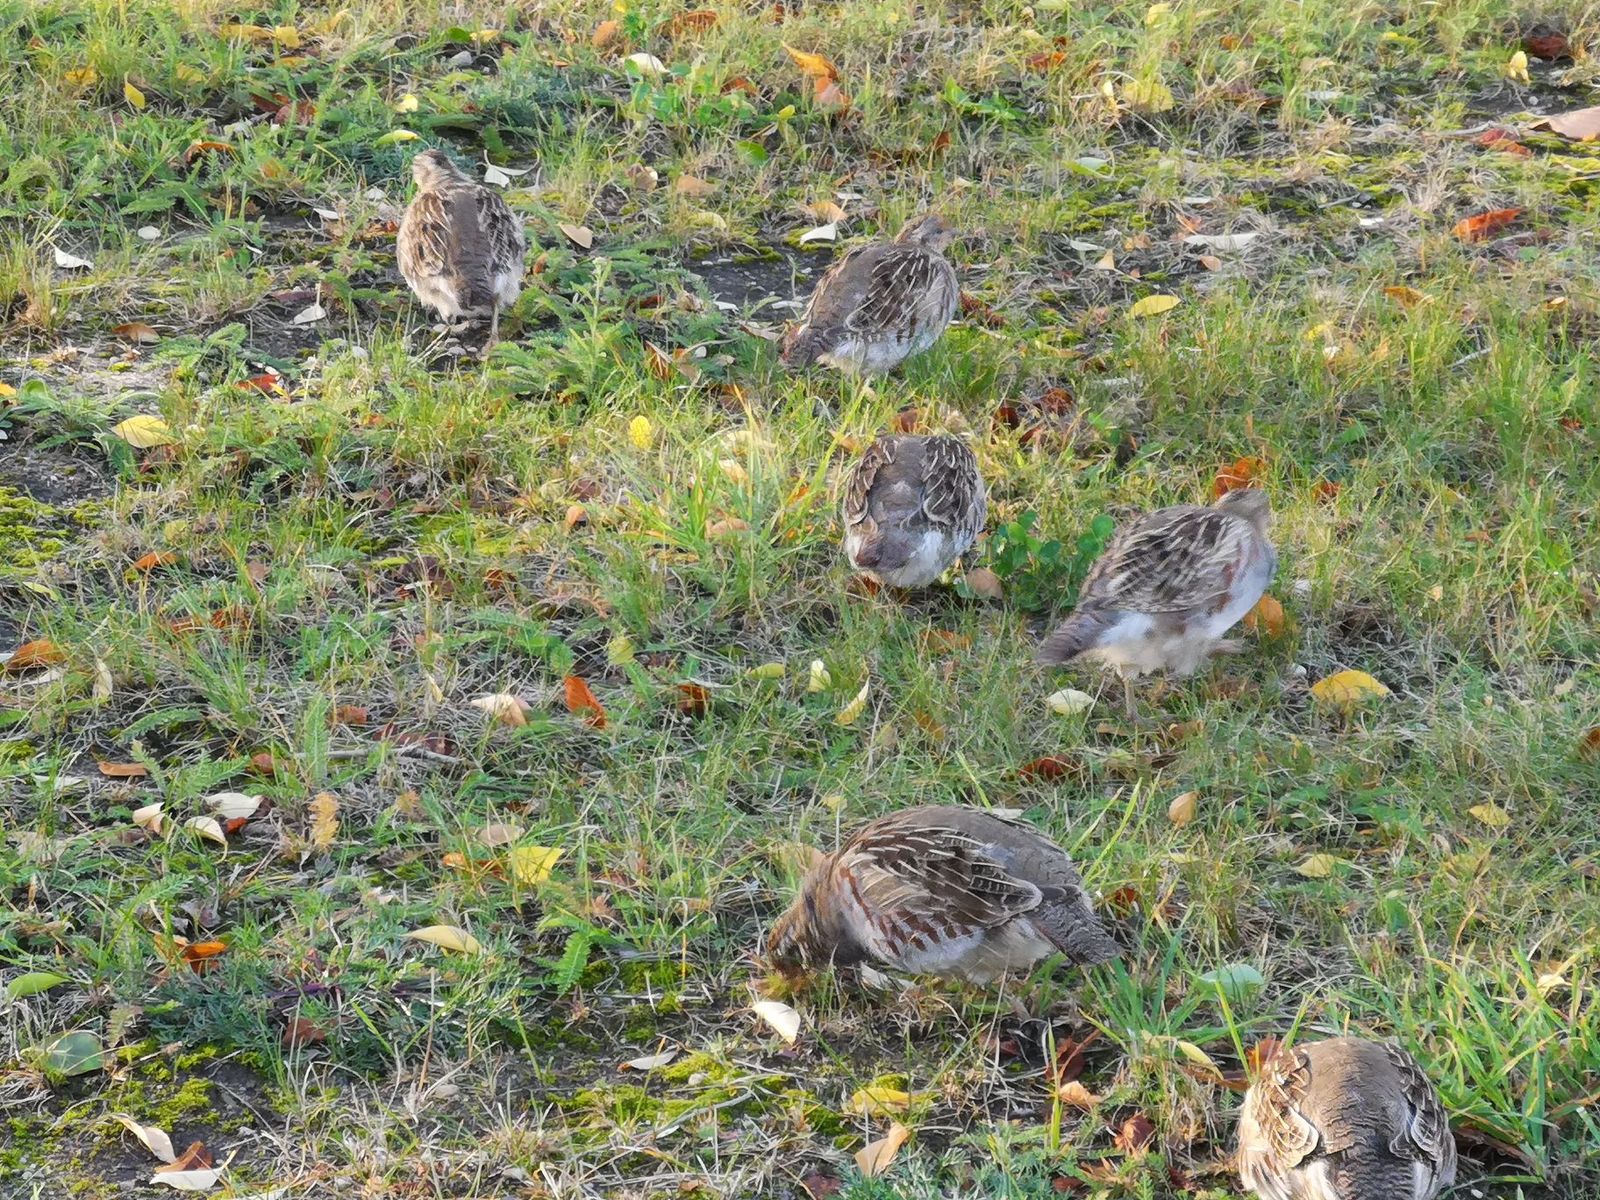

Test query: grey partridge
[780,213,960,375]
[1239,1037,1457,1200]
[1036,487,1276,716]
[841,433,986,589]
[396,149,527,347]
[767,806,1118,985]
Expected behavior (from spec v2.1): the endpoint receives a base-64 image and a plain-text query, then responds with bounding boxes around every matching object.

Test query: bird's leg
[1122,673,1138,722]
[484,304,500,353]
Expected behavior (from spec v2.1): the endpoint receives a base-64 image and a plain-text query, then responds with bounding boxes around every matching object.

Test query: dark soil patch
[0,442,112,507]
[688,244,818,316]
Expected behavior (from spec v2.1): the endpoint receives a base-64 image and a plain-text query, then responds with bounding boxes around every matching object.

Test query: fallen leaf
[207,792,263,820]
[1113,1113,1157,1154]
[1212,455,1266,497]
[98,761,149,779]
[798,222,838,244]
[1197,253,1223,270]
[183,817,227,847]
[4,640,66,672]
[124,79,146,108]
[834,677,871,726]
[1052,1034,1093,1084]
[150,1168,223,1192]
[1167,790,1198,826]
[629,415,653,449]
[564,675,608,729]
[1506,49,1531,84]
[1123,77,1175,112]
[112,414,176,448]
[848,1085,911,1116]
[674,174,715,198]
[63,66,99,87]
[807,659,832,692]
[53,246,94,270]
[1127,293,1181,319]
[1451,208,1522,243]
[470,692,529,727]
[6,972,69,1001]
[1383,285,1431,309]
[332,705,368,726]
[1182,231,1259,252]
[308,791,338,850]
[1019,755,1079,782]
[475,822,525,848]
[812,76,850,113]
[622,1049,679,1070]
[41,1029,106,1077]
[283,1015,327,1048]
[667,9,718,36]
[508,845,564,885]
[784,45,838,81]
[1477,128,1531,156]
[560,222,595,249]
[624,163,658,191]
[1468,803,1511,829]
[1313,480,1342,504]
[855,1121,910,1178]
[624,52,668,76]
[373,129,419,146]
[131,550,177,573]
[592,19,621,47]
[1293,853,1339,879]
[964,567,1004,599]
[132,803,165,834]
[1242,595,1285,637]
[406,925,483,954]
[1531,104,1600,141]
[1056,1080,1102,1109]
[179,940,228,971]
[1046,688,1095,716]
[804,200,846,224]
[113,322,160,344]
[677,681,712,717]
[113,1114,176,1165]
[801,1171,845,1199]
[751,999,802,1043]
[1524,27,1571,59]
[291,302,326,325]
[1310,669,1390,709]
[1579,727,1600,761]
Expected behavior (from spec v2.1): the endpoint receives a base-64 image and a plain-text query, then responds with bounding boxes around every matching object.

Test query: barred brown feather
[840,434,985,588]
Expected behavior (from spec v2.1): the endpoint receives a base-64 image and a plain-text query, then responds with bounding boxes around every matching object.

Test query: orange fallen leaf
[1579,726,1600,761]
[4,639,66,672]
[131,550,177,573]
[98,761,149,778]
[784,45,837,81]
[813,76,850,113]
[283,1015,328,1047]
[676,682,712,717]
[1242,595,1285,637]
[1382,285,1430,309]
[1212,454,1266,497]
[591,19,620,48]
[564,675,608,729]
[156,1141,214,1173]
[667,9,718,36]
[237,373,283,394]
[1113,1113,1157,1154]
[1476,128,1531,156]
[182,140,235,164]
[332,705,368,726]
[112,322,160,344]
[1451,208,1522,243]
[181,940,228,972]
[1313,479,1341,504]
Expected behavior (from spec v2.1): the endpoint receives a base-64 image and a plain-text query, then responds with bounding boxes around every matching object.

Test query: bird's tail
[1034,608,1111,666]
[780,325,821,367]
[851,530,911,571]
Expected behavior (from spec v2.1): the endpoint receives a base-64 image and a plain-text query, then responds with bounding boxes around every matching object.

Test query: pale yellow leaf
[394,93,419,113]
[807,659,831,692]
[560,222,595,250]
[132,803,165,835]
[150,1167,224,1192]
[629,415,653,449]
[92,658,113,703]
[835,676,870,727]
[622,1049,678,1070]
[406,925,483,954]
[848,1085,911,1117]
[274,24,301,48]
[1124,77,1175,112]
[855,1121,910,1178]
[206,792,263,820]
[1144,2,1172,23]
[1167,790,1198,827]
[508,845,564,884]
[1468,803,1510,829]
[1310,669,1390,709]
[1056,1080,1102,1109]
[751,999,802,1044]
[183,816,227,847]
[112,415,176,448]
[469,692,529,727]
[747,662,786,680]
[1127,294,1181,319]
[1046,688,1094,716]
[476,822,526,848]
[112,1114,176,1164]
[1294,853,1339,879]
[1172,1038,1221,1073]
[309,791,339,851]
[1507,49,1530,84]
[123,80,146,109]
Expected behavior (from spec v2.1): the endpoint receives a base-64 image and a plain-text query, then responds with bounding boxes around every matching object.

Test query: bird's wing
[1077,506,1257,615]
[838,815,1042,936]
[475,187,527,275]
[1384,1043,1458,1185]
[850,246,957,338]
[1238,1046,1320,1200]
[398,190,455,279]
[920,435,984,540]
[841,435,895,530]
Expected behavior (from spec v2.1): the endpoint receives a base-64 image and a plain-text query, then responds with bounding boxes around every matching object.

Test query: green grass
[2,0,1598,1195]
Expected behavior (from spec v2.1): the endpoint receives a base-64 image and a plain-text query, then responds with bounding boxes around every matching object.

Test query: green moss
[0,487,67,572]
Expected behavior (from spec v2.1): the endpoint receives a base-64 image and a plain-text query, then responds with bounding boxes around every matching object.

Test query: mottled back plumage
[397,149,527,344]
[1239,1037,1457,1200]
[841,434,986,588]
[767,806,1118,985]
[781,214,961,375]
[1036,487,1276,679]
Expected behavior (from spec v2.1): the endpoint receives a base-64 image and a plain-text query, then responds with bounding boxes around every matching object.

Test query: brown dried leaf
[113,322,160,345]
[1530,104,1600,140]
[5,639,67,672]
[98,761,149,779]
[1113,1113,1157,1155]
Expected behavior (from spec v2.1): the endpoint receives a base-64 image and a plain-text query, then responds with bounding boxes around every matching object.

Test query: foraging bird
[1036,487,1276,717]
[780,213,961,375]
[1239,1037,1457,1200]
[767,806,1119,985]
[841,433,986,589]
[397,148,527,347]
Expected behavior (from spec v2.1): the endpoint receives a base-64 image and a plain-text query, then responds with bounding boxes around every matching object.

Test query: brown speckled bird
[841,434,986,588]
[767,806,1118,985]
[780,214,960,375]
[1036,487,1276,717]
[397,149,527,347]
[1239,1037,1457,1200]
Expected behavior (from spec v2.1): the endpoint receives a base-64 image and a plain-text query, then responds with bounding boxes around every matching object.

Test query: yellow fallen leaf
[123,80,146,109]
[1243,594,1285,637]
[112,415,176,448]
[274,24,302,48]
[751,999,802,1043]
[1467,803,1510,829]
[508,845,564,884]
[406,925,483,954]
[174,63,206,86]
[1127,294,1181,319]
[132,803,165,834]
[748,662,786,680]
[783,46,838,81]
[1124,77,1175,112]
[1172,1038,1220,1073]
[1057,1080,1102,1109]
[855,1122,910,1178]
[112,1114,177,1164]
[1383,285,1431,310]
[629,415,653,449]
[218,22,274,42]
[1046,688,1094,716]
[848,1085,911,1116]
[395,93,419,113]
[1144,2,1172,23]
[64,66,99,87]
[1310,669,1390,709]
[0,381,15,397]
[184,817,227,847]
[835,677,870,726]
[309,791,339,851]
[807,659,831,692]
[1507,49,1530,84]
[470,692,529,727]
[1167,790,1198,827]
[1293,853,1339,879]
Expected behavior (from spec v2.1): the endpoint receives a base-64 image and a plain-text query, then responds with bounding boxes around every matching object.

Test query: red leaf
[237,373,283,394]
[1051,1032,1096,1084]
[1451,208,1523,243]
[564,675,608,729]
[801,1172,845,1200]
[332,705,369,726]
[1313,479,1341,504]
[283,1016,328,1048]
[223,816,250,835]
[250,751,285,777]
[1018,755,1080,782]
[1523,29,1571,60]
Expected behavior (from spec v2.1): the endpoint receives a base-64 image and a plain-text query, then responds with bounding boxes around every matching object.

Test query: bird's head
[411,149,463,189]
[894,212,958,252]
[1215,486,1271,530]
[765,849,831,974]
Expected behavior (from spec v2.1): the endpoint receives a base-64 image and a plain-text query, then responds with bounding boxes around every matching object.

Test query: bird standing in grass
[767,806,1118,986]
[1036,487,1277,718]
[1239,1037,1457,1200]
[780,213,961,376]
[841,433,986,589]
[397,148,526,349]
